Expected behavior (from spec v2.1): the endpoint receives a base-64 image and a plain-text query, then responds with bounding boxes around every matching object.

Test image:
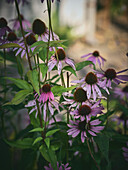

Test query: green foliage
[76,61,95,71]
[29,127,44,133]
[39,144,57,170]
[4,89,32,105]
[46,129,60,137]
[51,85,77,96]
[6,77,33,90]
[27,70,39,94]
[33,137,43,145]
[39,63,48,79]
[5,138,34,149]
[62,66,77,76]
[0,43,24,49]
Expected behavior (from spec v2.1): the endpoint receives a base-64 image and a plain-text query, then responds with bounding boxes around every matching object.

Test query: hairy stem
[87,139,100,170]
[14,0,32,70]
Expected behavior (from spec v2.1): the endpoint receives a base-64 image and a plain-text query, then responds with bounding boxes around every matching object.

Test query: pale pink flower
[71,72,109,101]
[81,50,106,67]
[95,68,128,89]
[67,119,104,143]
[48,47,76,75]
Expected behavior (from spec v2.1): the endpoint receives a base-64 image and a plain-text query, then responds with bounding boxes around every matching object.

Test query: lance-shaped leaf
[76,61,95,71]
[39,63,48,79]
[46,129,60,137]
[62,66,77,77]
[6,77,33,90]
[39,144,57,170]
[27,70,39,95]
[51,85,77,96]
[4,89,32,105]
[0,43,24,49]
[33,137,43,145]
[5,138,33,149]
[29,128,44,133]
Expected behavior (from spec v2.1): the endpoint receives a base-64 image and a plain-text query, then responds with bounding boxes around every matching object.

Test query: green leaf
[49,40,67,48]
[76,61,95,71]
[4,89,32,105]
[16,55,24,77]
[39,63,48,79]
[63,66,77,76]
[33,137,43,145]
[0,43,24,49]
[39,145,57,170]
[29,128,44,133]
[27,70,39,95]
[44,138,50,148]
[94,134,109,162]
[30,41,47,48]
[46,129,60,137]
[6,77,33,90]
[51,85,77,96]
[5,138,33,149]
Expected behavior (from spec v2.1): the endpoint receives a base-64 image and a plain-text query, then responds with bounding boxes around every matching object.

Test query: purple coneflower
[30,18,59,42]
[81,50,106,67]
[14,33,37,58]
[34,84,62,120]
[95,68,128,88]
[71,72,109,101]
[0,17,11,37]
[0,32,18,45]
[48,47,76,75]
[67,119,104,143]
[122,142,128,161]
[70,99,104,121]
[62,87,88,109]
[44,162,71,170]
[114,85,128,100]
[6,0,28,5]
[10,14,31,31]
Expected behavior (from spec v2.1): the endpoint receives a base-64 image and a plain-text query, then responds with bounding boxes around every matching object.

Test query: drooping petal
[116,75,128,81]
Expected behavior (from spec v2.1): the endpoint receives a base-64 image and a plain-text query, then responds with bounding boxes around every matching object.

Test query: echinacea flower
[28,84,62,121]
[72,72,109,101]
[62,87,88,109]
[81,50,106,67]
[10,14,31,31]
[67,119,104,143]
[30,18,59,41]
[122,142,128,161]
[6,0,28,5]
[14,33,37,58]
[48,47,76,75]
[95,68,128,88]
[114,85,128,100]
[44,162,71,170]
[0,32,18,45]
[70,99,104,121]
[0,17,11,37]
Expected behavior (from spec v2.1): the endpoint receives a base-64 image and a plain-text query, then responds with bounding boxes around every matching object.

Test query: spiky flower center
[93,51,99,57]
[42,84,51,93]
[74,88,87,103]
[85,72,97,85]
[26,34,37,46]
[0,17,7,28]
[32,19,46,35]
[78,121,86,131]
[122,85,128,93]
[78,105,91,116]
[7,32,17,42]
[55,49,66,61]
[105,69,116,80]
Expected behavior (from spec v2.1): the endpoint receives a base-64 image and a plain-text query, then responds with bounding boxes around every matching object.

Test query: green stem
[36,100,45,139]
[14,0,32,70]
[60,71,66,87]
[87,139,100,170]
[37,54,41,89]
